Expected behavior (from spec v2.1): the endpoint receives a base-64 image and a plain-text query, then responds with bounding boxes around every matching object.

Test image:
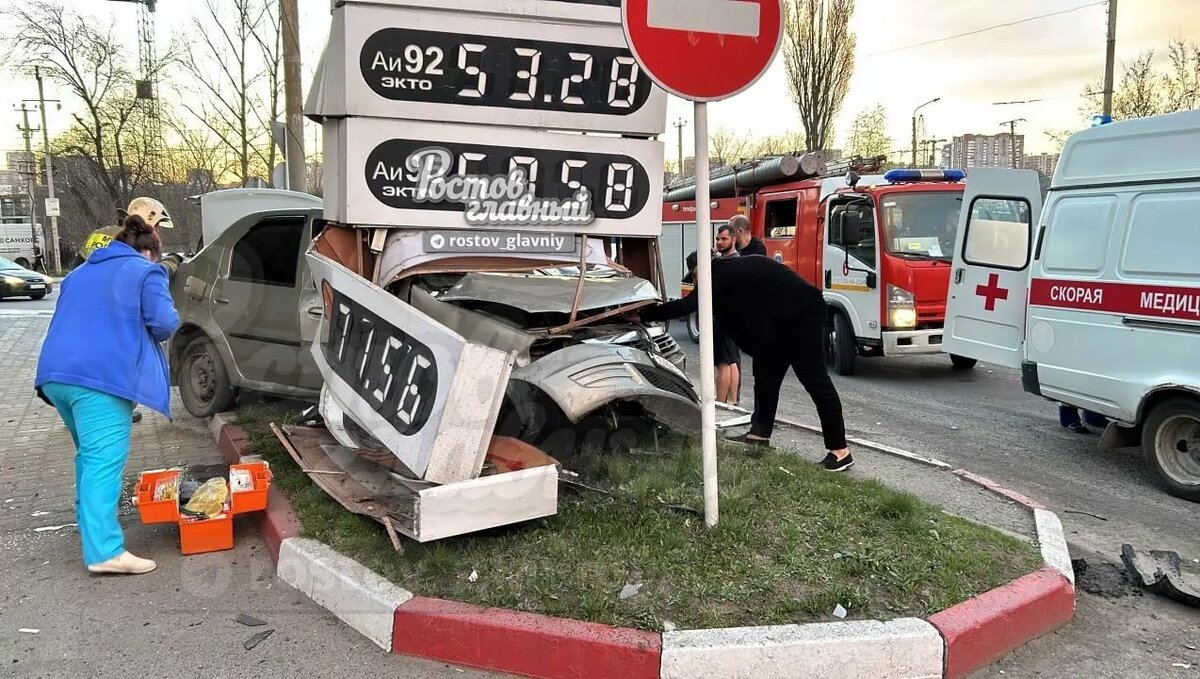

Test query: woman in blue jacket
[35,202,179,575]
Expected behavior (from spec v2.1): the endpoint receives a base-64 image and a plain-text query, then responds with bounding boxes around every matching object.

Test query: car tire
[1141,398,1200,502]
[14,258,29,269]
[826,312,856,376]
[687,312,700,343]
[178,336,237,419]
[950,354,978,370]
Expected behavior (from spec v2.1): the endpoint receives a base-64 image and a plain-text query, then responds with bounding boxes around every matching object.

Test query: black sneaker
[131,410,143,424]
[820,452,854,472]
[727,432,771,447]
[1065,423,1090,435]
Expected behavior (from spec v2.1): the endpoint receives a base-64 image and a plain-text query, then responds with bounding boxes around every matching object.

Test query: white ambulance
[942,108,1200,503]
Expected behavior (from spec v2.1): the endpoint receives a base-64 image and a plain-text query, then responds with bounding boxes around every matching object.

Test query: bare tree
[1164,38,1200,112]
[845,104,891,158]
[176,0,282,187]
[782,0,856,152]
[753,131,808,156]
[709,128,757,167]
[1113,51,1163,119]
[3,1,174,213]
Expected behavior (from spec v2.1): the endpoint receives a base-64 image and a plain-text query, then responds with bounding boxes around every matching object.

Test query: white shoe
[87,551,157,575]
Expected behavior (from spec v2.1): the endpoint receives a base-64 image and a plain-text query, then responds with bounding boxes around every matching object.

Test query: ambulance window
[963,197,1031,270]
[1121,191,1200,280]
[1042,196,1115,275]
[765,199,797,238]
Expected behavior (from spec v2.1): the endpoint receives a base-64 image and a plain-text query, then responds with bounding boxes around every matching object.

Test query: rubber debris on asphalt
[243,629,274,650]
[1120,544,1200,608]
[236,614,267,627]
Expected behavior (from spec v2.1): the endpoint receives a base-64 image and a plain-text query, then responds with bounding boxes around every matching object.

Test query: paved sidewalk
[0,316,496,677]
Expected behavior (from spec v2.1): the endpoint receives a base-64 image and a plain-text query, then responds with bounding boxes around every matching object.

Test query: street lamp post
[912,97,941,167]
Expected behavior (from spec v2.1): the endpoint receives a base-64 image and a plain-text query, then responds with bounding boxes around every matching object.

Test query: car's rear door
[209,215,307,386]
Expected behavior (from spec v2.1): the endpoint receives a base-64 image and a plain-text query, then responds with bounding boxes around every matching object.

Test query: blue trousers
[41,382,133,566]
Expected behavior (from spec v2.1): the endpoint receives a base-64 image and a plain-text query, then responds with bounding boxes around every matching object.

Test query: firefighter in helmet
[74,198,182,277]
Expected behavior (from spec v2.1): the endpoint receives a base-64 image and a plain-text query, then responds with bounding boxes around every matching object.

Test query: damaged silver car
[309,226,699,461]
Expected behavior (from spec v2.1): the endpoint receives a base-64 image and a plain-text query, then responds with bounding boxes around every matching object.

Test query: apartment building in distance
[1022,152,1060,177]
[949,133,1026,170]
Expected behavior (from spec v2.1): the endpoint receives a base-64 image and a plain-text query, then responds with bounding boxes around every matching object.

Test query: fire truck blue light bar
[884,169,966,183]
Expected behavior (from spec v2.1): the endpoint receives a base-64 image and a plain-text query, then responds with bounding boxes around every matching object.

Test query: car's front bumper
[882,329,944,355]
[0,280,51,297]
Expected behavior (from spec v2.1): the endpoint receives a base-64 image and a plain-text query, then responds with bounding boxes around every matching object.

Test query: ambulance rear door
[942,168,1043,368]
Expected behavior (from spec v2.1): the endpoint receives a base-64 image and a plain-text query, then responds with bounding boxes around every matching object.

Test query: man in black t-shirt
[640,254,853,471]
[731,214,766,257]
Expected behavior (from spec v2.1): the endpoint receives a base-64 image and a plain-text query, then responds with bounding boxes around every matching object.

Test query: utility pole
[926,139,946,168]
[31,67,62,274]
[1000,119,1026,169]
[281,0,306,193]
[1103,0,1118,117]
[912,97,940,167]
[673,118,687,178]
[16,103,41,268]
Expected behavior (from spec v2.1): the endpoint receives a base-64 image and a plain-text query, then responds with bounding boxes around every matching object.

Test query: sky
[2,0,1197,165]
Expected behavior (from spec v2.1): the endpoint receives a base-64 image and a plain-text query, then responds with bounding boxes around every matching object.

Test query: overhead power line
[866,1,1107,57]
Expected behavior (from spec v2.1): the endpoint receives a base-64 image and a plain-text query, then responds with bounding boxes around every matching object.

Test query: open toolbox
[132,461,272,555]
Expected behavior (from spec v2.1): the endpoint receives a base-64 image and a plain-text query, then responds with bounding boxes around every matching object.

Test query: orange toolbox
[132,461,272,556]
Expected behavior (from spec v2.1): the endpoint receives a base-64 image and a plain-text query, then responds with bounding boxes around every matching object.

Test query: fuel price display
[308,3,667,135]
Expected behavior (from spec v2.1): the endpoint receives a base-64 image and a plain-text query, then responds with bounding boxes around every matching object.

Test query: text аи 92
[323,288,439,437]
[359,27,652,116]
[365,138,651,220]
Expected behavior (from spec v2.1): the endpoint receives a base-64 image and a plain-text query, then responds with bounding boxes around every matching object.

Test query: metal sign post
[623,0,784,527]
[692,100,718,526]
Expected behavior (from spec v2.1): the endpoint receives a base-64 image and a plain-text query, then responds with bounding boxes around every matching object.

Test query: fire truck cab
[794,168,973,375]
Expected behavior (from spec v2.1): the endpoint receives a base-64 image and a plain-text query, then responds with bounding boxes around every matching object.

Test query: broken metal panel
[308,250,514,485]
[405,285,536,366]
[273,424,558,543]
[439,271,660,315]
[412,465,558,542]
[512,343,699,429]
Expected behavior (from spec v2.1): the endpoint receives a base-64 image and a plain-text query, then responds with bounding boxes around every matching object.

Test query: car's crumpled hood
[437,271,660,314]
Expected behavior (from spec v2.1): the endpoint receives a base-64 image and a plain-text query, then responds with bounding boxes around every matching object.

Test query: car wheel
[950,354,978,370]
[1141,398,1200,502]
[687,312,700,343]
[825,312,856,376]
[178,336,237,419]
[14,257,29,269]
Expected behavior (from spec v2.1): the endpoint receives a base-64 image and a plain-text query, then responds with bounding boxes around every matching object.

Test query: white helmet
[126,197,173,229]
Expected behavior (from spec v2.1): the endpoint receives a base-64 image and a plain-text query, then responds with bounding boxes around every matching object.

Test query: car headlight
[2,276,23,286]
[887,284,917,329]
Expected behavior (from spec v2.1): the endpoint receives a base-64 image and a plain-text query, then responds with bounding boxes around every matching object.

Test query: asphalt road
[0,286,58,312]
[672,328,1200,678]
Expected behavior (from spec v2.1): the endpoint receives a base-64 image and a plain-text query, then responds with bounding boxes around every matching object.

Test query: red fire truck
[662,157,977,375]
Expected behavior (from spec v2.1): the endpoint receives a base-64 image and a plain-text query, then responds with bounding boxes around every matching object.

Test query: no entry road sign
[621,0,783,101]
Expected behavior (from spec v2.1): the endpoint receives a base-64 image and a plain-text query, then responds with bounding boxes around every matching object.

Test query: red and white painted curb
[213,413,1075,679]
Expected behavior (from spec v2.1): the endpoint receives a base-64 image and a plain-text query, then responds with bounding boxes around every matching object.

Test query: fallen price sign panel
[623,0,784,526]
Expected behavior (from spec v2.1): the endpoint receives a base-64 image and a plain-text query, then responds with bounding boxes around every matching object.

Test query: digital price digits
[360,28,652,116]
[324,289,439,436]
[365,138,651,219]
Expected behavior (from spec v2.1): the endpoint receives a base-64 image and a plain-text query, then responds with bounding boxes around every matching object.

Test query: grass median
[237,406,1041,631]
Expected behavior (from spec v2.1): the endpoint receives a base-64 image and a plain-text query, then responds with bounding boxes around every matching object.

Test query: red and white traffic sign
[622,0,783,101]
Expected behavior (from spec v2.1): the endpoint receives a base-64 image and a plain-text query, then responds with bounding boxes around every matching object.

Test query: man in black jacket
[640,254,853,471]
[730,214,767,257]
